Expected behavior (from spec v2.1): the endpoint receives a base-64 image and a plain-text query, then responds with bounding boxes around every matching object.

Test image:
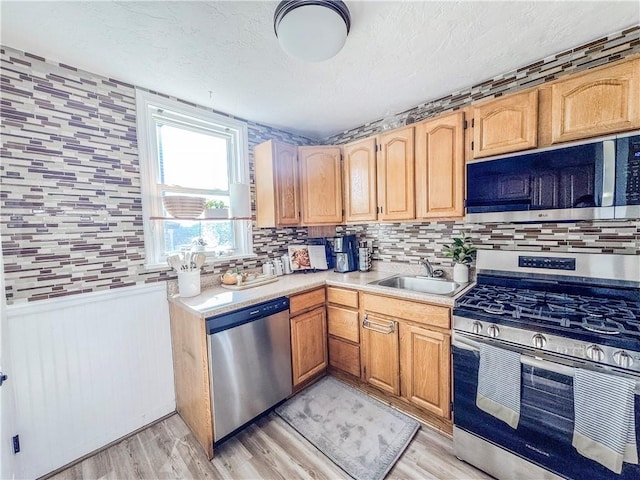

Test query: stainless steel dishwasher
[206,296,292,444]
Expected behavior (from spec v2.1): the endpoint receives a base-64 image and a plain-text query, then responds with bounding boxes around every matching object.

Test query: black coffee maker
[333,235,358,273]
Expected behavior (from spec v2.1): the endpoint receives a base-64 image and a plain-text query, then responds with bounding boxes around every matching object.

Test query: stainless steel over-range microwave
[465,131,640,222]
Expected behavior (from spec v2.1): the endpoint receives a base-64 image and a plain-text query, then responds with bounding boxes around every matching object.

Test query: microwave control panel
[627,136,640,204]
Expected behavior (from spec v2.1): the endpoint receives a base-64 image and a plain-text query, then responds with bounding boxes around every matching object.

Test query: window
[136,90,253,267]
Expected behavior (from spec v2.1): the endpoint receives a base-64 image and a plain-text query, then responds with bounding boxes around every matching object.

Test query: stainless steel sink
[368,275,465,296]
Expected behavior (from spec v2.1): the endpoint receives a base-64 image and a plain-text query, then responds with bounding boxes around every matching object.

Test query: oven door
[453,334,640,480]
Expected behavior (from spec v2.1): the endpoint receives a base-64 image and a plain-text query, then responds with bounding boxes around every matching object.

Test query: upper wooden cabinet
[377,126,416,221]
[343,137,378,223]
[415,112,465,219]
[472,90,538,158]
[298,146,343,225]
[255,140,300,228]
[550,58,640,143]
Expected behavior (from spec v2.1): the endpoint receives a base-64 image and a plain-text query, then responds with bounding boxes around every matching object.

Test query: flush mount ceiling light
[274,0,351,62]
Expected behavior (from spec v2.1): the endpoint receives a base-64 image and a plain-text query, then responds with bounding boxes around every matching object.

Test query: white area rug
[276,376,420,480]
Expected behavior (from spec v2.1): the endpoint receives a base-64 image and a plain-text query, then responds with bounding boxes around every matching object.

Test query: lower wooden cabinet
[400,324,451,419]
[359,293,452,430]
[361,313,400,395]
[290,306,327,387]
[328,337,360,377]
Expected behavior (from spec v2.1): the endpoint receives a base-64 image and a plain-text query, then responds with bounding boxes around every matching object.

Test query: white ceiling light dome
[274,0,351,62]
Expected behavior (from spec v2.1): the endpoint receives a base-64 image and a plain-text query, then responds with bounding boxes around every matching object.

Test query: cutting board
[220,275,278,290]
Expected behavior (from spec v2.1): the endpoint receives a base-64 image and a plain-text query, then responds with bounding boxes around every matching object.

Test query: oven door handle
[454,333,640,393]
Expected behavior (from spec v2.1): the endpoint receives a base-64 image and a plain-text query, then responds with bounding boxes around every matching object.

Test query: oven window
[467,142,603,213]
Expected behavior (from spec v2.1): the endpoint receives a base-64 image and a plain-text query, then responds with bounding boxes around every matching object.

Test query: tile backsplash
[2,25,639,304]
[1,46,315,303]
[339,220,639,270]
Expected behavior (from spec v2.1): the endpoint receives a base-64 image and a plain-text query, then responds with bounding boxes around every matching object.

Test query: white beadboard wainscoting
[6,283,176,479]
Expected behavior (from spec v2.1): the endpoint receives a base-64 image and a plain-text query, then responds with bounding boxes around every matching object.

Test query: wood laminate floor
[49,412,491,480]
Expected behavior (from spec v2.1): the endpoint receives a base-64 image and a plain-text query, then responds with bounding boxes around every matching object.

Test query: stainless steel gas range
[452,250,640,480]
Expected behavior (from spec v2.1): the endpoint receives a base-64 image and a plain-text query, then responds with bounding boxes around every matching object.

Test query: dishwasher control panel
[206,297,290,335]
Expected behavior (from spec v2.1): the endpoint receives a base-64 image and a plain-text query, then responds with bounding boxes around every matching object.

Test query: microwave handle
[601,139,615,207]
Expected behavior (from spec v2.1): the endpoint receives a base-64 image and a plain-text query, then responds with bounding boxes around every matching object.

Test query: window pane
[163,220,236,255]
[157,123,229,190]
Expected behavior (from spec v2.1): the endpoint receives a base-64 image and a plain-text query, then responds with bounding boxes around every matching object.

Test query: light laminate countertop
[169,269,474,318]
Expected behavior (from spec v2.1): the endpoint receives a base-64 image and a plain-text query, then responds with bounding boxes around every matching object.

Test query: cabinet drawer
[328,337,360,377]
[289,288,326,316]
[327,286,359,308]
[327,306,359,343]
[361,293,450,329]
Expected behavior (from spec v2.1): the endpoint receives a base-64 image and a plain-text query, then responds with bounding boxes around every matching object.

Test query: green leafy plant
[205,199,228,209]
[443,233,477,265]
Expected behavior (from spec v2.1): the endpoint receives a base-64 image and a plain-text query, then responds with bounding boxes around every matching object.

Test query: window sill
[149,216,252,221]
[145,252,258,271]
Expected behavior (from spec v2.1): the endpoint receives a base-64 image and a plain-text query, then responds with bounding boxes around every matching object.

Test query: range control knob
[613,351,634,368]
[532,334,547,349]
[472,321,483,335]
[487,325,500,338]
[586,345,605,362]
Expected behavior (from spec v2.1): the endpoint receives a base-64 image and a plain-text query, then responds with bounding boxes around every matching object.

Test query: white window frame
[136,89,253,268]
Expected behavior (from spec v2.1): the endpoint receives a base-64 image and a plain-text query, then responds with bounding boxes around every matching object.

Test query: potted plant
[443,233,477,283]
[203,199,229,219]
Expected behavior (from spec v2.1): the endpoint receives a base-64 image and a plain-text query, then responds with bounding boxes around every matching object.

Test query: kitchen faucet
[420,259,444,278]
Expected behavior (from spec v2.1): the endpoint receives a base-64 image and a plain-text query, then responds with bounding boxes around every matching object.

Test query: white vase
[453,263,469,283]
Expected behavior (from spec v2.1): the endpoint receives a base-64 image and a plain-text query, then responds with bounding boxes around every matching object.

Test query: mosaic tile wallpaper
[338,220,640,271]
[0,46,315,303]
[2,25,640,303]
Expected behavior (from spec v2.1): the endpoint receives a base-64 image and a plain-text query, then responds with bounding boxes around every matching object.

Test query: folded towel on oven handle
[475,342,522,429]
[572,367,638,474]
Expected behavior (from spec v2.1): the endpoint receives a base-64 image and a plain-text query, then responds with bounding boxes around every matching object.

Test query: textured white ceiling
[1,1,638,139]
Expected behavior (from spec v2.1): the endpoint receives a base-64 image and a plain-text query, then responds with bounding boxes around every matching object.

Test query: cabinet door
[255,140,300,228]
[298,146,343,225]
[361,313,399,395]
[400,324,450,419]
[291,306,327,387]
[377,126,415,221]
[273,141,300,226]
[551,58,640,143]
[415,112,465,219]
[343,137,378,222]
[328,337,360,377]
[327,305,359,343]
[472,90,538,158]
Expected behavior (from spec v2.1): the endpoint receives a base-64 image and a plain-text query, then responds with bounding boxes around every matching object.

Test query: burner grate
[455,282,640,343]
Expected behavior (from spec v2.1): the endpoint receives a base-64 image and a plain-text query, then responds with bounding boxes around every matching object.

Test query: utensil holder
[178,270,201,297]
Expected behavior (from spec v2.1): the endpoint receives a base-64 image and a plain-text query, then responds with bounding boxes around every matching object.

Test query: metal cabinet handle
[362,314,395,334]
